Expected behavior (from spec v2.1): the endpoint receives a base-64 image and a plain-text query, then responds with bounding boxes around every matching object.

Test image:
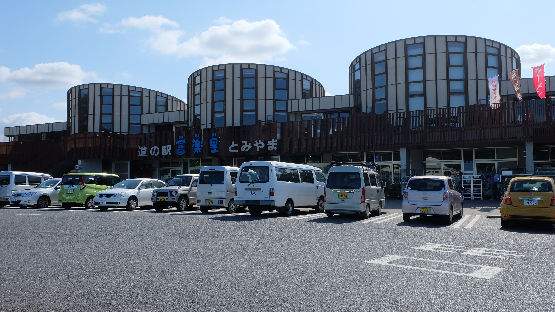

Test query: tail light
[550,197,555,206]
[269,188,275,197]
[234,190,237,196]
[361,187,366,204]
[504,196,512,206]
[403,191,408,199]
[443,192,448,201]
[80,176,86,190]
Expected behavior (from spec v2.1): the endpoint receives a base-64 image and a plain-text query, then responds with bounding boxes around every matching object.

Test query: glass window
[487,68,498,79]
[242,68,256,77]
[214,113,225,127]
[194,84,200,93]
[156,96,167,113]
[29,176,43,185]
[275,112,287,122]
[407,43,423,56]
[199,171,225,184]
[130,106,141,115]
[214,80,224,90]
[276,101,287,111]
[448,41,465,53]
[129,125,141,134]
[354,62,360,70]
[300,170,314,183]
[102,115,112,123]
[243,112,256,125]
[374,62,386,74]
[130,90,141,97]
[354,70,360,80]
[194,95,200,104]
[243,78,255,89]
[130,97,141,105]
[449,67,465,79]
[375,87,386,100]
[102,105,112,114]
[408,96,425,111]
[375,101,387,114]
[275,89,287,100]
[214,101,224,112]
[275,72,287,79]
[315,171,326,182]
[214,90,225,101]
[276,168,300,183]
[194,105,200,114]
[101,124,112,131]
[407,178,445,191]
[375,74,386,87]
[326,172,361,189]
[407,56,422,69]
[487,55,498,67]
[510,180,553,192]
[409,82,423,95]
[243,100,255,110]
[303,79,311,90]
[450,94,465,107]
[275,78,287,89]
[243,89,256,100]
[129,115,140,123]
[102,96,112,105]
[408,69,423,82]
[195,76,200,84]
[374,51,386,62]
[449,54,464,66]
[214,70,225,79]
[101,87,113,95]
[449,81,465,93]
[486,46,499,54]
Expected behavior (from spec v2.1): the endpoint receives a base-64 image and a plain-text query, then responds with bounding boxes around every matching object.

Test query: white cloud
[0,88,27,100]
[0,62,92,88]
[52,102,67,110]
[516,43,555,78]
[1,112,60,127]
[57,3,106,23]
[325,91,333,97]
[116,17,295,65]
[298,39,311,46]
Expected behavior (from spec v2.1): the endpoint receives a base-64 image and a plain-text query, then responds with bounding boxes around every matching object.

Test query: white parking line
[360,213,397,224]
[373,213,402,224]
[16,213,42,216]
[287,214,322,220]
[464,215,481,229]
[451,215,471,228]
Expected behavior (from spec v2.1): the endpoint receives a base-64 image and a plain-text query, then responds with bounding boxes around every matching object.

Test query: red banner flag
[533,65,546,99]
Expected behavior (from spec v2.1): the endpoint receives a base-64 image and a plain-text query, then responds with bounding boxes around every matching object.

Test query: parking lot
[1,200,553,311]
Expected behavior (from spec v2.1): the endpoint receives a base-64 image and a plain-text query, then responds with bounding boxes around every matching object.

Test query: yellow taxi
[500,176,555,227]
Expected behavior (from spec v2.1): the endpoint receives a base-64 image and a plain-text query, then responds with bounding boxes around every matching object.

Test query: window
[300,170,314,183]
[15,175,27,185]
[315,171,326,182]
[213,69,225,127]
[353,60,361,107]
[28,176,42,185]
[230,172,238,184]
[193,75,201,126]
[78,88,89,133]
[407,178,445,191]
[406,43,425,112]
[242,68,257,125]
[156,95,167,113]
[274,71,288,122]
[239,166,269,183]
[448,41,466,109]
[96,175,119,186]
[199,171,225,184]
[129,90,142,134]
[326,172,361,189]
[369,174,377,187]
[101,87,113,132]
[276,168,300,183]
[373,51,387,113]
[302,78,312,99]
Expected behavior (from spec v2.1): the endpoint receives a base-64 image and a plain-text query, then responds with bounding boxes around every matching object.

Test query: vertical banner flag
[488,75,501,108]
[509,69,523,101]
[533,64,546,99]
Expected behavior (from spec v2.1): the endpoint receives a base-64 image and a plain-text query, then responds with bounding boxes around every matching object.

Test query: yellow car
[500,176,555,227]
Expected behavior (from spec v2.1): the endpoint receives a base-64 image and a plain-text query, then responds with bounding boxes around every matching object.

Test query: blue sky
[1,0,554,138]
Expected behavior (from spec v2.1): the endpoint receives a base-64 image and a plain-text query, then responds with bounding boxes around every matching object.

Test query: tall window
[129,90,142,134]
[242,68,256,126]
[448,41,466,108]
[274,71,288,122]
[101,87,113,132]
[302,78,312,99]
[406,43,424,111]
[353,60,361,107]
[78,88,89,133]
[373,51,387,114]
[213,69,225,127]
[156,95,167,113]
[193,75,201,126]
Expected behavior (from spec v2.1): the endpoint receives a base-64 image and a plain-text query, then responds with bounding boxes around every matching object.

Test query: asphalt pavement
[0,200,553,311]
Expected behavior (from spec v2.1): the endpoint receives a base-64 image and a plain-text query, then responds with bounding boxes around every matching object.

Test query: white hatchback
[94,178,166,211]
[402,176,463,224]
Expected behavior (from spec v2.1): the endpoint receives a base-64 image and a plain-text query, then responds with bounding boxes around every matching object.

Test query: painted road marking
[451,215,471,228]
[360,213,400,224]
[373,213,402,224]
[366,255,504,279]
[287,214,322,220]
[464,215,481,229]
[16,213,42,216]
[413,243,524,259]
[414,243,466,253]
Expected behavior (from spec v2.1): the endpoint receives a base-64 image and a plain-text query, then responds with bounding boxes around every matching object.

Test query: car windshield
[510,180,553,192]
[61,175,83,186]
[326,172,361,189]
[112,180,141,189]
[37,179,60,188]
[199,171,224,184]
[167,176,192,186]
[407,178,445,191]
[239,166,269,183]
[0,175,9,186]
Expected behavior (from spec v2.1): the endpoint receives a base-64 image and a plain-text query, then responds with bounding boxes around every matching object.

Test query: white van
[324,162,384,219]
[235,161,326,216]
[197,166,239,213]
[0,171,53,207]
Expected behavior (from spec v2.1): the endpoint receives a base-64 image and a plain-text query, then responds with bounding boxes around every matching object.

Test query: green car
[58,173,120,209]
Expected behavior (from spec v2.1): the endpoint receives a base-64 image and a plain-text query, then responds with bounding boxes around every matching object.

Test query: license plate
[524,199,537,206]
[159,197,166,201]
[338,193,348,199]
[420,207,431,214]
[206,199,214,204]
[67,189,74,194]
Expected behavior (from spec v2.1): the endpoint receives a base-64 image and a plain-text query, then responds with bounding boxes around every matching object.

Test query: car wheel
[444,206,454,225]
[37,196,50,208]
[200,206,209,213]
[361,204,370,219]
[248,206,262,216]
[126,197,138,211]
[154,203,164,212]
[226,199,238,214]
[372,202,382,217]
[85,197,95,210]
[500,219,510,228]
[403,213,411,222]
[62,203,72,210]
[314,197,324,213]
[278,200,294,216]
[176,196,188,212]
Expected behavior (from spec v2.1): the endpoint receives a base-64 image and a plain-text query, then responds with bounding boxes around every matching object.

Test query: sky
[1,0,555,140]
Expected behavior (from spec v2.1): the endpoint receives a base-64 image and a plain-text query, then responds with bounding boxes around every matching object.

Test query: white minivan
[0,171,53,207]
[197,166,239,213]
[235,161,326,216]
[324,163,385,219]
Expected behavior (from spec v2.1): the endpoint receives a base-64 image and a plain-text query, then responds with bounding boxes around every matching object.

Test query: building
[2,35,555,198]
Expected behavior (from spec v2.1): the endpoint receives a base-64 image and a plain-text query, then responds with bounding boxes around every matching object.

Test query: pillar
[525,141,534,174]
[400,147,408,179]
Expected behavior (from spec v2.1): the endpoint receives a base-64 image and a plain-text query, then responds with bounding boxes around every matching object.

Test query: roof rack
[329,161,377,169]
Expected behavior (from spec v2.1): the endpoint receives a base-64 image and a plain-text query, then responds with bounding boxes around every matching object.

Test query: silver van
[0,171,53,207]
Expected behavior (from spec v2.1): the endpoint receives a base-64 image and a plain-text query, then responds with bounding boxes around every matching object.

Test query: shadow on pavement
[500,221,555,234]
[396,215,459,228]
